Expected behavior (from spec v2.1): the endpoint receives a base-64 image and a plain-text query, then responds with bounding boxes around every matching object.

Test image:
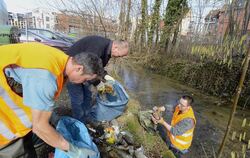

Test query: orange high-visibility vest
[168,106,196,151]
[0,43,68,146]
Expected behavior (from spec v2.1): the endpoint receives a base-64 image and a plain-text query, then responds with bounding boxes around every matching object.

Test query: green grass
[117,98,176,158]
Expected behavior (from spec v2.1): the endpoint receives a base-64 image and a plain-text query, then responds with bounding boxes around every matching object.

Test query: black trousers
[0,132,37,158]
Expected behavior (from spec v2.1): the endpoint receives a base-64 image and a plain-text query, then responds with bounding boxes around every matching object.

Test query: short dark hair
[181,95,194,105]
[73,52,104,77]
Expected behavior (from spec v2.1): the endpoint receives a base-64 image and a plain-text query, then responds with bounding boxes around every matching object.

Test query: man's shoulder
[85,35,110,40]
[67,35,112,55]
[78,35,111,43]
[23,68,57,81]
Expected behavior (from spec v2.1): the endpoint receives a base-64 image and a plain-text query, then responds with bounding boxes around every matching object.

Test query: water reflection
[118,65,187,109]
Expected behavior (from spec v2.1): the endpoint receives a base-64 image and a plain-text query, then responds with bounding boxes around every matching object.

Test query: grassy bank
[116,98,176,158]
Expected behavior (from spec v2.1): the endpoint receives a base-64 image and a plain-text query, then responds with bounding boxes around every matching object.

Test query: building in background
[30,8,56,30]
[203,9,220,37]
[7,9,117,38]
[0,0,8,25]
[204,0,250,41]
[8,8,56,30]
[8,12,26,29]
[55,13,81,35]
[217,2,250,39]
[55,12,118,38]
[180,10,193,36]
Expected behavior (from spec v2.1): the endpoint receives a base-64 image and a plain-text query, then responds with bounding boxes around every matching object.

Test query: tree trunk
[171,26,179,47]
[155,22,159,47]
[140,0,148,51]
[160,0,188,52]
[119,0,126,39]
[165,37,170,51]
[241,0,250,36]
[124,0,132,40]
[171,7,189,51]
[134,18,139,46]
[239,0,250,57]
[228,0,236,38]
[217,46,250,158]
[148,0,162,49]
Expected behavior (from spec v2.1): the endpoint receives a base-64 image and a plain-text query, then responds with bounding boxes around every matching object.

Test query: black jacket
[67,35,112,67]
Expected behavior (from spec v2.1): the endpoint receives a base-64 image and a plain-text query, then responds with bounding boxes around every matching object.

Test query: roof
[205,9,221,20]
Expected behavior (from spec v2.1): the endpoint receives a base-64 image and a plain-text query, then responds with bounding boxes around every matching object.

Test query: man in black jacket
[66,35,129,122]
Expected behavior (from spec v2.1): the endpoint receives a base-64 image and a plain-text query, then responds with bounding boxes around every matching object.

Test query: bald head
[111,40,129,57]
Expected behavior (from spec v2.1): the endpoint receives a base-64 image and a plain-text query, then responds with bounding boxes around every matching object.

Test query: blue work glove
[65,143,99,158]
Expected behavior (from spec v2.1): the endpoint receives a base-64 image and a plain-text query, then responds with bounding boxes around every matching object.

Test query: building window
[46,24,50,29]
[46,17,50,21]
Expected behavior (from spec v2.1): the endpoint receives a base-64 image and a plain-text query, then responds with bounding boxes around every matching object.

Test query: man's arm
[170,118,194,136]
[160,120,172,132]
[152,116,194,136]
[18,69,69,150]
[32,109,69,151]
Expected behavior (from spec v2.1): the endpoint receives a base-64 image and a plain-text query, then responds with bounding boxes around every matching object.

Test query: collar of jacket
[107,41,113,57]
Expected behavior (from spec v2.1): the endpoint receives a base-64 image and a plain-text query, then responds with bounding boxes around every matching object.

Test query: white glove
[104,75,115,81]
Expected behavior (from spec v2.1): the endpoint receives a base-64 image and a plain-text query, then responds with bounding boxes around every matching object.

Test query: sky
[5,0,43,12]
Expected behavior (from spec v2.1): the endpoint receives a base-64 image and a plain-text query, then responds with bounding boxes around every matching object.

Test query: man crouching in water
[152,95,196,158]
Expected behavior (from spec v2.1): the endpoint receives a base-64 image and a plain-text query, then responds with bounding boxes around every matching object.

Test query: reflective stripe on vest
[170,134,192,145]
[182,131,193,137]
[0,86,32,129]
[0,120,16,140]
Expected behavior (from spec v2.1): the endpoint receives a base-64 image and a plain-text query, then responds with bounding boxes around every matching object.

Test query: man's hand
[153,106,166,112]
[104,75,115,81]
[152,114,172,132]
[31,109,69,151]
[151,115,164,125]
[158,106,166,112]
